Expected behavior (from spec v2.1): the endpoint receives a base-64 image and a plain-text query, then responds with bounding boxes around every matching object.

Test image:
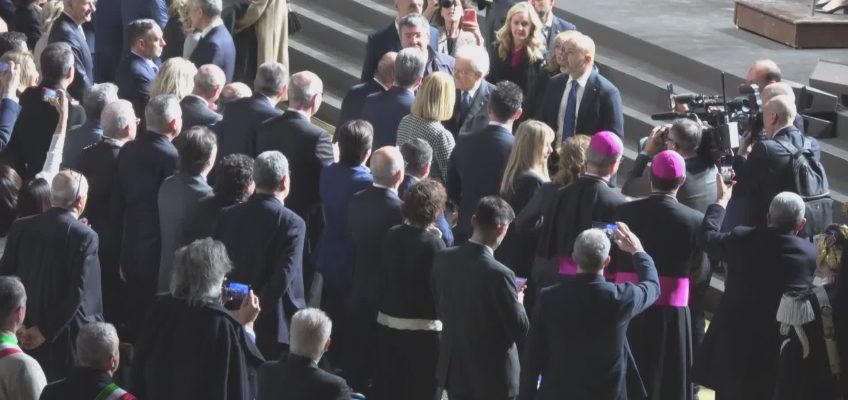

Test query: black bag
[775,137,833,238]
[288,9,302,35]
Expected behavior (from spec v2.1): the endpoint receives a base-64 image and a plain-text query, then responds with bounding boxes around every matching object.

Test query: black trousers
[371,325,440,400]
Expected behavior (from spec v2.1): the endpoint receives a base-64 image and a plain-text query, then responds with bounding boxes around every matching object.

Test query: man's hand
[48,89,69,135]
[613,222,644,255]
[0,61,19,102]
[643,125,666,157]
[20,326,46,350]
[737,130,756,157]
[716,171,735,208]
[517,282,527,304]
[236,290,261,328]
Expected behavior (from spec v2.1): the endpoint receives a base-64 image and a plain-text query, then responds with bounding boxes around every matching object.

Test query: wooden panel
[735,0,848,48]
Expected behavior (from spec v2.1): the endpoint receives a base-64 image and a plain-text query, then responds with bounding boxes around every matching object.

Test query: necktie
[461,91,472,120]
[563,80,579,139]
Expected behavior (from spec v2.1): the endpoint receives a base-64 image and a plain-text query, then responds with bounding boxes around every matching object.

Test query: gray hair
[370,146,404,186]
[145,94,182,134]
[83,83,119,121]
[400,138,433,176]
[254,62,289,98]
[769,191,806,233]
[0,276,25,323]
[398,13,429,35]
[288,71,323,108]
[51,170,88,209]
[289,308,332,362]
[40,42,74,84]
[101,100,136,140]
[669,118,702,156]
[573,228,611,272]
[395,47,427,88]
[194,64,226,100]
[455,44,490,75]
[170,238,233,305]
[253,151,289,192]
[192,0,222,17]
[762,82,795,104]
[764,95,797,128]
[76,322,119,369]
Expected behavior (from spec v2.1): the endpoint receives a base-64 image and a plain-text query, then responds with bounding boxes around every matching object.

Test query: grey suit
[447,80,495,138]
[157,171,213,292]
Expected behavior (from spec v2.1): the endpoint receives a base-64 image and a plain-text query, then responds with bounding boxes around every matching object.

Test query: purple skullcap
[589,131,623,157]
[651,150,686,180]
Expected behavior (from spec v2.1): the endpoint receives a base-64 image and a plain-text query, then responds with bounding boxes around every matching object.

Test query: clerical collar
[468,239,494,256]
[373,182,398,194]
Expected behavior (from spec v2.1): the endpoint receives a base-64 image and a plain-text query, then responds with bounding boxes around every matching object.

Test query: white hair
[762,82,795,104]
[51,170,88,209]
[194,64,226,100]
[764,95,797,127]
[253,151,289,192]
[573,229,611,272]
[76,322,119,369]
[288,71,323,107]
[370,146,404,186]
[101,99,135,139]
[145,94,182,134]
[455,45,490,75]
[769,192,806,233]
[289,308,332,361]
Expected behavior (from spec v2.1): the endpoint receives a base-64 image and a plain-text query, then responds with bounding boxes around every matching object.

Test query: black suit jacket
[219,93,282,158]
[180,94,222,131]
[116,52,157,120]
[431,241,529,398]
[48,13,94,100]
[13,3,41,50]
[190,24,236,82]
[361,86,415,149]
[257,354,352,400]
[77,138,121,248]
[0,84,84,180]
[40,367,130,400]
[692,204,815,399]
[92,0,122,83]
[542,16,576,51]
[0,208,102,380]
[338,79,385,128]
[0,97,20,152]
[447,124,514,243]
[214,194,307,356]
[348,186,403,306]
[360,22,440,82]
[445,80,495,138]
[538,70,624,139]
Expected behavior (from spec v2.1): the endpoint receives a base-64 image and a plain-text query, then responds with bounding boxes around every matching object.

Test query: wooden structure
[735,0,848,48]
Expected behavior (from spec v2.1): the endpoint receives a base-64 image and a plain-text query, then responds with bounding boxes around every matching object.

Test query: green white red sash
[0,334,22,359]
[94,383,135,400]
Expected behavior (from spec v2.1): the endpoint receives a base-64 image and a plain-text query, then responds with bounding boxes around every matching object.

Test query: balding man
[187,0,236,82]
[220,82,252,106]
[360,0,439,82]
[346,146,405,392]
[219,62,286,158]
[538,33,623,143]
[746,59,781,92]
[256,71,333,256]
[180,64,225,132]
[339,52,397,128]
[0,170,103,380]
[762,81,807,134]
[447,44,494,137]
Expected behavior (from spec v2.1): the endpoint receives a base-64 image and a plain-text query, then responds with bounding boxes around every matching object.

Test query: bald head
[193,64,226,103]
[220,82,252,104]
[564,33,596,77]
[376,52,397,88]
[763,95,797,137]
[51,170,88,212]
[762,81,795,104]
[747,59,781,90]
[370,146,404,188]
[101,99,137,142]
[289,71,323,115]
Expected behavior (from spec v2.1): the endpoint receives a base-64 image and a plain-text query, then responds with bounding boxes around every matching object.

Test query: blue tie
[461,91,472,119]
[563,80,579,140]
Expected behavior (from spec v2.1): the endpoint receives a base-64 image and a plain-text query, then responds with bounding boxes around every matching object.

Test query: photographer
[622,118,717,214]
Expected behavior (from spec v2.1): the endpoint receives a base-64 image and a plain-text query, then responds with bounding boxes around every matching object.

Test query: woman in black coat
[486,2,545,97]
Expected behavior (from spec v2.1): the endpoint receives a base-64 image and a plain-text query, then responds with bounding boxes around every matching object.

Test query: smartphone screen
[463,9,477,23]
[41,88,57,103]
[591,221,618,239]
[0,61,9,73]
[719,155,733,184]
[666,83,675,110]
[223,281,250,309]
[515,277,527,290]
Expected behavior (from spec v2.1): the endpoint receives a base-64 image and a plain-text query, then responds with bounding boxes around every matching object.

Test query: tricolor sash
[0,334,22,360]
[94,383,136,400]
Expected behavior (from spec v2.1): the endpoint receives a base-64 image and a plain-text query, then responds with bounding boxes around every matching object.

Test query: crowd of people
[0,0,841,399]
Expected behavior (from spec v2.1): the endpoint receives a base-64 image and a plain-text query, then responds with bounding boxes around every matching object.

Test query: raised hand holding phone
[0,61,19,101]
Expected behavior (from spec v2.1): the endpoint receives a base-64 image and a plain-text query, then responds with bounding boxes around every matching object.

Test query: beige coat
[235,0,289,71]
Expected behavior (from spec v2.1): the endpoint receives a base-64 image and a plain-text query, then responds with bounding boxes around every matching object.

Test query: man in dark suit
[360,0,438,82]
[257,308,352,400]
[0,171,103,380]
[215,150,307,359]
[1,43,85,180]
[538,33,623,142]
[536,131,628,274]
[531,0,577,51]
[93,0,122,83]
[400,14,455,78]
[77,99,137,326]
[116,19,165,121]
[399,139,454,246]
[256,71,333,255]
[219,62,286,158]
[187,153,255,242]
[692,187,815,400]
[447,81,521,244]
[519,225,659,400]
[180,64,225,132]
[432,196,529,400]
[346,147,404,393]
[48,0,95,101]
[361,47,425,149]
[113,94,181,337]
[62,83,119,169]
[121,0,167,33]
[338,52,395,128]
[188,0,236,82]
[447,44,494,138]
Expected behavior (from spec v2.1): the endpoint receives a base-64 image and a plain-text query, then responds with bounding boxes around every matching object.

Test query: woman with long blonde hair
[526,30,580,118]
[149,57,197,100]
[486,2,545,95]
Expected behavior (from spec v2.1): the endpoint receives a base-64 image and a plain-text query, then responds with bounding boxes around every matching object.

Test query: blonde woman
[526,30,579,118]
[162,0,191,60]
[495,120,554,277]
[396,71,456,183]
[486,2,545,95]
[1,51,39,93]
[33,0,63,72]
[149,57,197,100]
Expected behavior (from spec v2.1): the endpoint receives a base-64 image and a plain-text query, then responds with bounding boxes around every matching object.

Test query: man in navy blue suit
[537,32,623,142]
[360,0,439,82]
[219,62,287,158]
[48,0,96,101]
[399,13,454,78]
[399,138,454,246]
[116,19,166,122]
[92,0,121,83]
[338,52,395,128]
[188,0,236,82]
[447,81,521,244]
[361,47,426,150]
[531,0,577,51]
[0,61,21,153]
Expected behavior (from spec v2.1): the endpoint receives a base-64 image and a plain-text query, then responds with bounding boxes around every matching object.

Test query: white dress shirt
[556,66,593,137]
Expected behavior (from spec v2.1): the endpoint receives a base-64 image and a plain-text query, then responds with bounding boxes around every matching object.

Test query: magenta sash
[559,256,616,280]
[614,272,689,307]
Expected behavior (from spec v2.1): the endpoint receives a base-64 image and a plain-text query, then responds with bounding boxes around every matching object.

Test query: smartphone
[592,221,618,239]
[666,83,675,110]
[463,9,477,23]
[0,61,10,73]
[223,281,250,310]
[42,88,57,103]
[719,155,733,184]
[515,277,527,290]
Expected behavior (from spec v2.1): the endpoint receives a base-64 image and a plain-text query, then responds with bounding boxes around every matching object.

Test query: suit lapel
[577,71,600,130]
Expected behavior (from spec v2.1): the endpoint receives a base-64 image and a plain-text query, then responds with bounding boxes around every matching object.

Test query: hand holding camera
[644,125,669,156]
[613,222,644,255]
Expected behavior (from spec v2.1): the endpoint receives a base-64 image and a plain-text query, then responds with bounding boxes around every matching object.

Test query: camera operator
[623,119,717,214]
[762,82,814,148]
